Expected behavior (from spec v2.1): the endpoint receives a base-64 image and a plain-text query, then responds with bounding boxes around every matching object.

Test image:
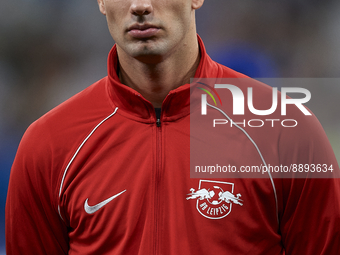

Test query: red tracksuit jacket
[6,36,340,254]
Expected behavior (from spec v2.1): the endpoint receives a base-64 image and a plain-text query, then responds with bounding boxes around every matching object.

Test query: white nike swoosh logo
[84,190,126,214]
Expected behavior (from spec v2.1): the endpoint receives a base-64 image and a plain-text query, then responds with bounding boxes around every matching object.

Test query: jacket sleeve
[278,110,340,254]
[5,122,69,254]
[280,177,340,254]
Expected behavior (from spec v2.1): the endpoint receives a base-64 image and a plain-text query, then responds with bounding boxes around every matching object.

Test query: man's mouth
[127,24,160,39]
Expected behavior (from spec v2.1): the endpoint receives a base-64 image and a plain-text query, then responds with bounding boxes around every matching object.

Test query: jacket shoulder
[15,77,115,183]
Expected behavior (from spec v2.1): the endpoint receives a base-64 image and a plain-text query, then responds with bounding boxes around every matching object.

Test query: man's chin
[128,42,168,63]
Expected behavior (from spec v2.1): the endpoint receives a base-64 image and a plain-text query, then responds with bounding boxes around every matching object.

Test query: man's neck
[117,37,200,108]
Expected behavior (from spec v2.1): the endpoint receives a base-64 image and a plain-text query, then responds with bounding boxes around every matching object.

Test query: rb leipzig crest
[186,180,243,219]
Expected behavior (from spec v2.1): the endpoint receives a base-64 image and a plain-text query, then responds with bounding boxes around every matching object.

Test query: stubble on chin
[122,39,169,64]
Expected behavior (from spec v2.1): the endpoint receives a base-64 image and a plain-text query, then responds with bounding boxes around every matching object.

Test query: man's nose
[130,0,153,16]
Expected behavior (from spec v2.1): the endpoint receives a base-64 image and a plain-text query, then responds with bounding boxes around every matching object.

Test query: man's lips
[127,24,160,38]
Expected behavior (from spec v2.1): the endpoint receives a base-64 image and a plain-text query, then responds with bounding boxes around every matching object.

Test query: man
[6,0,340,254]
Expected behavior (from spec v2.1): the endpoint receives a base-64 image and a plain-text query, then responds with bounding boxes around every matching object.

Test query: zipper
[154,116,162,254]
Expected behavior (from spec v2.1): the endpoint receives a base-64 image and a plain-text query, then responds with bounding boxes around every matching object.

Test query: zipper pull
[156,119,161,127]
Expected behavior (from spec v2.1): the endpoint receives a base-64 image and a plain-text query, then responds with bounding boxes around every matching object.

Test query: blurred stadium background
[1,0,340,253]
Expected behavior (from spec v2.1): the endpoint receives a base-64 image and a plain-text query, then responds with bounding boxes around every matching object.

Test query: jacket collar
[106,35,219,123]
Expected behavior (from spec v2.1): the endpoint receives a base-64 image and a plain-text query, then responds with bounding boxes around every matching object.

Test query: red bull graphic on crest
[186,180,243,219]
